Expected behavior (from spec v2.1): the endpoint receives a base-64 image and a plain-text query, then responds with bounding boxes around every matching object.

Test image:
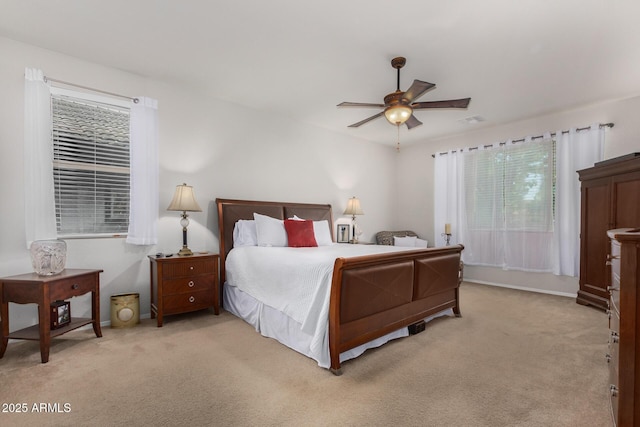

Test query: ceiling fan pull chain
[396,124,401,152]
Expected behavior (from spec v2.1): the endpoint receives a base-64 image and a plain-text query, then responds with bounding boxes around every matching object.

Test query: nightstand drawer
[162,258,215,278]
[163,289,214,313]
[162,275,214,295]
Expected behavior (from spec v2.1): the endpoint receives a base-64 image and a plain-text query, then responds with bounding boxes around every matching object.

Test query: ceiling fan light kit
[384,103,412,125]
[338,56,472,148]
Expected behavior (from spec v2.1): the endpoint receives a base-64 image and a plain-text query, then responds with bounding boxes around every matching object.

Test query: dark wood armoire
[578,153,640,310]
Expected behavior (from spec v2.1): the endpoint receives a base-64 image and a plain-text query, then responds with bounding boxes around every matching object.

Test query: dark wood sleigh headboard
[215,198,334,284]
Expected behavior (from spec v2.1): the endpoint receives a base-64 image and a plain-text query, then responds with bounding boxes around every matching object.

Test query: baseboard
[463,279,576,298]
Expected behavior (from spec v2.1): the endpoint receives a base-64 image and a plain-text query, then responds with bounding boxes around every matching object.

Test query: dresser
[148,253,219,327]
[578,154,640,310]
[607,229,640,427]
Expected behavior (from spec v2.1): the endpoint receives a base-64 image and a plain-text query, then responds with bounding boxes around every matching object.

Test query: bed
[216,198,464,374]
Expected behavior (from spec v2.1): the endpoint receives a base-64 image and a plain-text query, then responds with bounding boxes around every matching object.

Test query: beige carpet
[0,283,611,427]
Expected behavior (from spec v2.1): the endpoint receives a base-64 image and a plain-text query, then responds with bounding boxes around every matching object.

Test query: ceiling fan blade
[405,114,423,130]
[348,112,384,128]
[403,80,435,103]
[412,98,471,109]
[338,102,385,108]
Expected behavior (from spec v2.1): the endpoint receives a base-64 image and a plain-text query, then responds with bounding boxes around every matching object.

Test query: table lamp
[343,196,364,243]
[167,183,202,256]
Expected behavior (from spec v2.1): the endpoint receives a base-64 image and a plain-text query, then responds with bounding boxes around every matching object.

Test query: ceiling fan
[337,57,471,129]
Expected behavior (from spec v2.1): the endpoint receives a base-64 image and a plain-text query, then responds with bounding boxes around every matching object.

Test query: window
[434,125,604,276]
[464,140,554,232]
[51,89,130,236]
[460,138,555,271]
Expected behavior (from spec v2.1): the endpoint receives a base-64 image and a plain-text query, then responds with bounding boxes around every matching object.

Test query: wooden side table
[149,253,219,327]
[0,269,103,363]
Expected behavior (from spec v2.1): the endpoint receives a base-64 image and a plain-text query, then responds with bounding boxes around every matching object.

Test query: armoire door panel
[578,155,640,311]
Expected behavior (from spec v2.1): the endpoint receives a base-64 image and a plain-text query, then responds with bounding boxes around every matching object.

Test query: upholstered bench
[375,230,419,246]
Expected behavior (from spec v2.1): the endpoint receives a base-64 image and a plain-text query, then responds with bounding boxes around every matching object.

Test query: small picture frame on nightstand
[337,224,350,243]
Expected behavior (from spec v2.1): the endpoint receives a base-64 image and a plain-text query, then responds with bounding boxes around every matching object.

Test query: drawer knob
[610,385,618,397]
[610,332,619,344]
[188,280,195,288]
[189,296,195,303]
[190,266,194,270]
[72,284,79,290]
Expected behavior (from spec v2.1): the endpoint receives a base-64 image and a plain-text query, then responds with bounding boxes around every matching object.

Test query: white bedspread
[225,244,419,367]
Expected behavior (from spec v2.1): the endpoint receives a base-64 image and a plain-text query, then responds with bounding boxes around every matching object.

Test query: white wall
[3,34,639,331]
[0,37,399,330]
[396,95,640,295]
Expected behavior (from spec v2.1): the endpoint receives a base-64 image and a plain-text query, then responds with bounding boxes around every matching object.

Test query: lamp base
[177,246,194,256]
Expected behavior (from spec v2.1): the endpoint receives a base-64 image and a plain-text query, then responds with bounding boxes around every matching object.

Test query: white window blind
[464,140,554,232]
[51,94,130,236]
[503,141,554,232]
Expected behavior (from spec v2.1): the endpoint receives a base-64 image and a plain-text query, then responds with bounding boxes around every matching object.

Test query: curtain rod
[44,76,139,103]
[431,122,614,158]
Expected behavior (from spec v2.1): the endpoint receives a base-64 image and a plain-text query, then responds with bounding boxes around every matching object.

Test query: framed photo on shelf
[337,224,351,243]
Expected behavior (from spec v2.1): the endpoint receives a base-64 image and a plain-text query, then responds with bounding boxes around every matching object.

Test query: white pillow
[313,220,334,246]
[394,236,417,247]
[232,220,257,247]
[253,213,288,247]
[415,238,428,248]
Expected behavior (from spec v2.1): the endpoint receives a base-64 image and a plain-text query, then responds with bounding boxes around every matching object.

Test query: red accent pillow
[284,219,318,247]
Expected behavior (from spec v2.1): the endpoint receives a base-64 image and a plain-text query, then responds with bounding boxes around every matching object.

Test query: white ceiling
[2,0,640,146]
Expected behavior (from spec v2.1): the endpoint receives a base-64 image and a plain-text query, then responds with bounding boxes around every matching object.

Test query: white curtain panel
[552,125,604,276]
[458,144,504,267]
[24,68,57,247]
[502,136,555,272]
[126,97,159,245]
[433,150,460,247]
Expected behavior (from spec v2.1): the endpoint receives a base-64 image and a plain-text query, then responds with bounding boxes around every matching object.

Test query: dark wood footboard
[328,245,464,374]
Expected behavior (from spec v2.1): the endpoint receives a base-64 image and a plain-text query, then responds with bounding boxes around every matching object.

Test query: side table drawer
[163,289,214,314]
[162,275,214,295]
[162,258,215,278]
[50,274,97,300]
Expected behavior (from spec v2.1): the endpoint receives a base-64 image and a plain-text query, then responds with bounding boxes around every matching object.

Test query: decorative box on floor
[110,293,140,328]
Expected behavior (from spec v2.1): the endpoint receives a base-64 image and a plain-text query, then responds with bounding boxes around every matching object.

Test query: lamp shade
[343,197,364,216]
[167,183,202,212]
[384,105,412,125]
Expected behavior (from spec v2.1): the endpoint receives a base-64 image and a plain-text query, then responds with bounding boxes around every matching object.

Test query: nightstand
[148,253,219,327]
[0,269,103,363]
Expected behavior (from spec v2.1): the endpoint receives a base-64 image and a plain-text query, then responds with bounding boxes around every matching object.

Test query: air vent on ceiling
[458,115,485,124]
